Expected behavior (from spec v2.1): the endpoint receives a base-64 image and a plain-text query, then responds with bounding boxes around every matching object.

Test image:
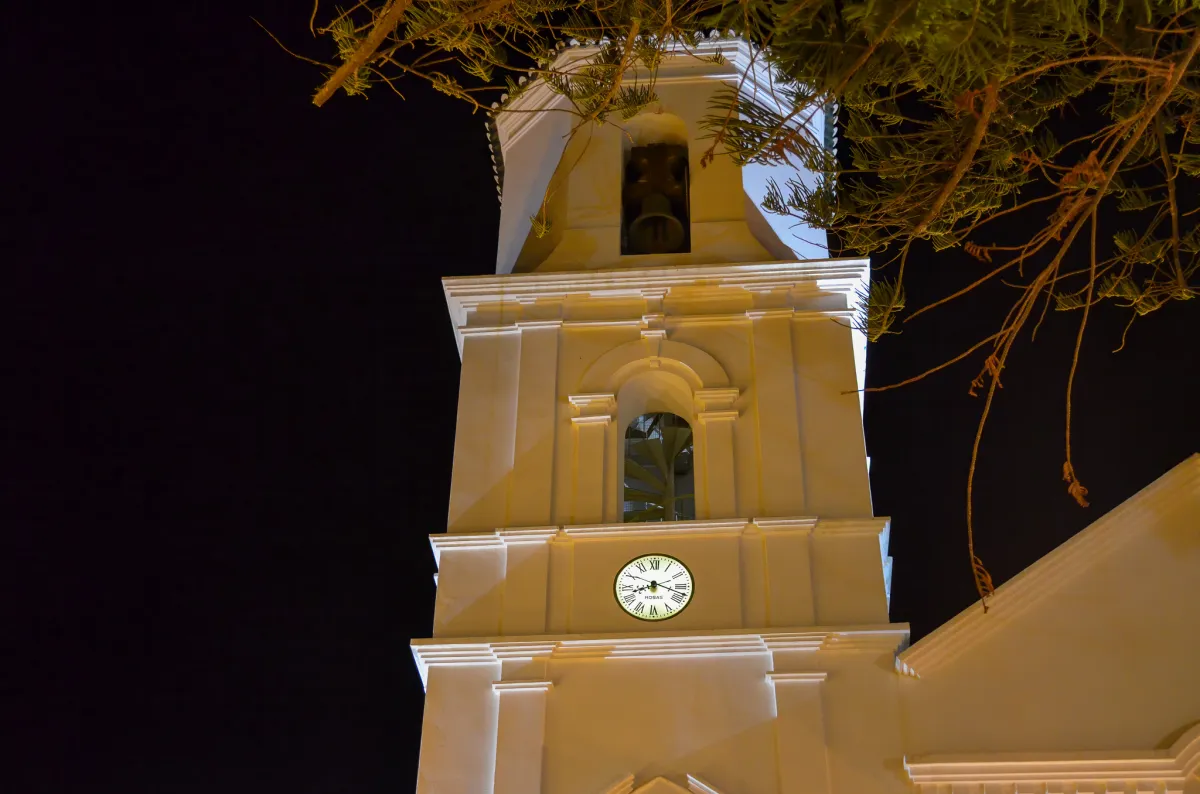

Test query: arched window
[623,412,695,522]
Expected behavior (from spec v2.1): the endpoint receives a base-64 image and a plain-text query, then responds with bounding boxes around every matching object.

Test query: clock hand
[625,575,684,595]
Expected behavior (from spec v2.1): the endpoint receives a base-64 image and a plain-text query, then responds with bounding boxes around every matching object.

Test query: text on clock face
[614,554,693,621]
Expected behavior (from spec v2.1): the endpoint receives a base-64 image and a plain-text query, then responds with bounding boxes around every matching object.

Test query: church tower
[413,36,909,794]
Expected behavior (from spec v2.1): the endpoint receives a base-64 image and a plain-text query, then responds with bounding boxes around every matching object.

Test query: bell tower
[414,36,909,794]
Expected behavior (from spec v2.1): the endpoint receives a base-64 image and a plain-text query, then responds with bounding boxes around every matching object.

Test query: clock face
[614,554,694,621]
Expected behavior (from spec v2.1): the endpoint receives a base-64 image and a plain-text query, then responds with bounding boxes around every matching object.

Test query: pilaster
[768,672,833,794]
[492,679,554,794]
[569,394,617,524]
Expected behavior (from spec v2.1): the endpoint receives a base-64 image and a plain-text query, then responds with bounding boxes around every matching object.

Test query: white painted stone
[414,36,1200,794]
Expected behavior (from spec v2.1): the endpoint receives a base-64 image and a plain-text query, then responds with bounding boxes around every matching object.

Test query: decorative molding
[428,515,891,561]
[443,259,871,358]
[900,455,1199,676]
[665,314,751,329]
[561,518,747,540]
[410,624,910,687]
[811,517,888,536]
[596,773,727,794]
[686,775,727,794]
[428,527,557,564]
[572,414,613,425]
[694,387,740,412]
[569,393,617,425]
[564,319,645,329]
[492,679,554,692]
[492,641,558,661]
[767,671,828,684]
[752,516,819,534]
[444,259,870,305]
[458,324,523,337]
[765,630,908,655]
[905,724,1200,794]
[578,336,730,393]
[515,319,564,330]
[600,774,635,794]
[745,308,796,320]
[697,410,739,424]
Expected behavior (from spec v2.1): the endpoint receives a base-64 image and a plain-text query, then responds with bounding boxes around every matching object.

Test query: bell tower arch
[415,36,907,794]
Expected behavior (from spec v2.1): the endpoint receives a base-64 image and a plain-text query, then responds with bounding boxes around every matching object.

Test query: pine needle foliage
[286,0,1200,608]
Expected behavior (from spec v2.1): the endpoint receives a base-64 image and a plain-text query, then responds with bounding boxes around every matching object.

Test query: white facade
[413,39,1200,794]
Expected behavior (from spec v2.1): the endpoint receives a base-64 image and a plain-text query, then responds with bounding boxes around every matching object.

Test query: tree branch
[313,0,413,107]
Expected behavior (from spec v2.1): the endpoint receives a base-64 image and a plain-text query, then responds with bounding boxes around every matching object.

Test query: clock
[614,553,694,621]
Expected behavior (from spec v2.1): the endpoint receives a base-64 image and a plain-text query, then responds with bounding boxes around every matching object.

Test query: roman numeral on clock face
[615,554,692,621]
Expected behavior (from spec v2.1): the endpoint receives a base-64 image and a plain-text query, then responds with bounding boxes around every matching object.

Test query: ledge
[905,723,1200,793]
[430,515,892,565]
[410,624,910,687]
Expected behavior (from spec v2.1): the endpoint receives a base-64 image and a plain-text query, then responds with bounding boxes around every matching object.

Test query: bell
[627,192,685,254]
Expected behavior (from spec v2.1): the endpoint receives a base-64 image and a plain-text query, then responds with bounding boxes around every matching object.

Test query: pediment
[601,773,727,794]
[897,455,1200,757]
[902,458,1195,681]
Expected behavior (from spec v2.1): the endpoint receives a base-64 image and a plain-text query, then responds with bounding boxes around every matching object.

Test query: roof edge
[899,454,1200,677]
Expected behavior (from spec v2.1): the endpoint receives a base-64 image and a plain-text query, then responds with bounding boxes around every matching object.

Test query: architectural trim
[767,671,828,684]
[694,388,740,411]
[601,774,636,794]
[905,723,1200,794]
[491,679,554,692]
[430,515,892,561]
[900,455,1200,676]
[578,337,731,393]
[410,625,909,687]
[685,775,727,794]
[561,518,747,540]
[444,258,868,313]
[751,516,819,533]
[697,410,739,423]
[428,527,557,565]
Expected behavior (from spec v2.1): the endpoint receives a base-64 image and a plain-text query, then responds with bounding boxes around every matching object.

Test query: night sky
[6,4,1197,793]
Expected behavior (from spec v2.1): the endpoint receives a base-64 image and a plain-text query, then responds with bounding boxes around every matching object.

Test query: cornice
[410,624,909,686]
[492,679,553,693]
[562,518,747,540]
[429,514,890,553]
[899,454,1199,677]
[767,671,828,684]
[442,259,870,356]
[428,527,558,564]
[444,258,869,304]
[905,724,1200,793]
